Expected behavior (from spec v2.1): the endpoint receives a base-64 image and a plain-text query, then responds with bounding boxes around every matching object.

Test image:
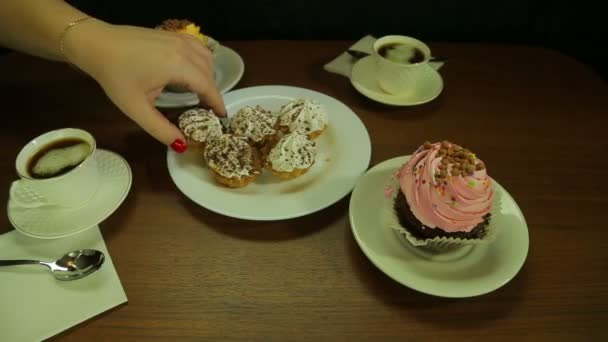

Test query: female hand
[64,20,226,152]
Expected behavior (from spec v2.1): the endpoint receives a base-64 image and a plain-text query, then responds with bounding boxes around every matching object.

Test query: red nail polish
[171,139,187,153]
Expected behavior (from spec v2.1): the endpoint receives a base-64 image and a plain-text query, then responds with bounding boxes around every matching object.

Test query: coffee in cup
[378,43,426,65]
[26,137,91,179]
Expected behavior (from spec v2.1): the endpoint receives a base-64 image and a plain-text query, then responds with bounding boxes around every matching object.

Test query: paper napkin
[323,35,445,78]
[0,227,127,341]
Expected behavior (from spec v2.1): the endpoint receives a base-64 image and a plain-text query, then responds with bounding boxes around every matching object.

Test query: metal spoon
[347,49,448,63]
[0,249,105,281]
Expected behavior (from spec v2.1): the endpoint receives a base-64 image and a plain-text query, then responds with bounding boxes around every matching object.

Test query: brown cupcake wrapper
[385,175,498,252]
[266,165,311,180]
[211,170,257,188]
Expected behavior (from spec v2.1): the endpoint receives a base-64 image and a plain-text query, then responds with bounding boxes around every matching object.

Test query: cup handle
[9,180,49,208]
[429,60,445,71]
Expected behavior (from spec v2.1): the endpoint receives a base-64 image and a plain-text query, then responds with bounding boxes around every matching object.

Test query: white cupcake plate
[167,85,372,220]
[349,155,529,298]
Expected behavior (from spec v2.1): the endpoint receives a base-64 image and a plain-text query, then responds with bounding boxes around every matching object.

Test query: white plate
[349,156,529,297]
[167,85,372,220]
[155,45,245,108]
[351,56,443,106]
[7,149,133,239]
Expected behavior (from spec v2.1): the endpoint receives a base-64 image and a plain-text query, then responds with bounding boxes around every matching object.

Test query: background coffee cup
[10,128,100,208]
[373,35,432,95]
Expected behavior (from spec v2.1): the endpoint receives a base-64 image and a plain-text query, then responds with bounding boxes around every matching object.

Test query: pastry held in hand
[386,141,495,251]
[229,105,277,146]
[156,19,219,52]
[204,134,262,188]
[278,99,328,139]
[157,19,220,93]
[178,108,223,148]
[266,132,316,179]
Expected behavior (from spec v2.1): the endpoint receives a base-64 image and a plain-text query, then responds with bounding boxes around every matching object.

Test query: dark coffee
[27,138,91,179]
[378,43,425,64]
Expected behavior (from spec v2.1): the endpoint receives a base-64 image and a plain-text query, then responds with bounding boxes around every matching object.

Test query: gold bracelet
[59,16,92,62]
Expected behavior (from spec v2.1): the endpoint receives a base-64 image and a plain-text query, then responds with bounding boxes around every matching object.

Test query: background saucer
[349,156,529,297]
[351,56,443,106]
[155,45,245,108]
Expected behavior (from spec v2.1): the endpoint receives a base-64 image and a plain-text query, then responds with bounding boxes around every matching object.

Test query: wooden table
[1,41,607,341]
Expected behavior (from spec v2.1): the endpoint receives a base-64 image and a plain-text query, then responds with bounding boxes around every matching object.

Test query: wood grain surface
[1,41,607,341]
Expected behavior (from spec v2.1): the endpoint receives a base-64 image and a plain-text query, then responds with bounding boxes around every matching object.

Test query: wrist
[61,18,112,77]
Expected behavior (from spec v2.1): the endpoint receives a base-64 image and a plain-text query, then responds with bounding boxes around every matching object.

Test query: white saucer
[155,45,245,108]
[350,56,443,106]
[349,156,529,298]
[7,149,133,239]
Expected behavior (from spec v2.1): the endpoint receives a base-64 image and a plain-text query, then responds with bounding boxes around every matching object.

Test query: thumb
[109,86,186,149]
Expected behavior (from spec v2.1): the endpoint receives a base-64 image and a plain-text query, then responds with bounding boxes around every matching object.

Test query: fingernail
[171,139,187,153]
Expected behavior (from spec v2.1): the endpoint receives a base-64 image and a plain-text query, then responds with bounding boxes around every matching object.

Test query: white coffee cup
[10,128,100,208]
[373,35,432,95]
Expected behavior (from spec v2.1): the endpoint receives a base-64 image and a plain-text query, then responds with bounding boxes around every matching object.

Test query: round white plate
[349,156,529,298]
[8,149,133,239]
[351,56,443,106]
[155,45,245,108]
[167,85,372,220]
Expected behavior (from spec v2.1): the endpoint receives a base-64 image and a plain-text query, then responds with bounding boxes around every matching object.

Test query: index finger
[183,65,226,117]
[189,75,227,117]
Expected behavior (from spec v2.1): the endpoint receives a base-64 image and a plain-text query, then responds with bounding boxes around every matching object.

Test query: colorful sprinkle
[468,180,477,188]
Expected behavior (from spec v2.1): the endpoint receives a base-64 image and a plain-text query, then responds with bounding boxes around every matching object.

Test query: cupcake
[204,134,262,188]
[386,141,495,251]
[178,108,224,148]
[266,132,316,179]
[229,105,277,147]
[277,99,328,139]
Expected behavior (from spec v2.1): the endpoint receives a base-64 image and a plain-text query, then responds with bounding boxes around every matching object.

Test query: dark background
[5,0,608,78]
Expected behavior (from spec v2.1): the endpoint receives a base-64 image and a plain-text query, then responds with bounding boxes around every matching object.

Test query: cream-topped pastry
[266,132,316,179]
[278,99,328,139]
[204,134,261,187]
[229,105,277,145]
[178,108,223,146]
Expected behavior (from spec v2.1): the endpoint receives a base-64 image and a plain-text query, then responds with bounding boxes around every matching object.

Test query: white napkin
[0,227,127,341]
[323,35,444,78]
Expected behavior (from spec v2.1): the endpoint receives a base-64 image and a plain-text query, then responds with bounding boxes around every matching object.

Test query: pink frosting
[398,142,493,232]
